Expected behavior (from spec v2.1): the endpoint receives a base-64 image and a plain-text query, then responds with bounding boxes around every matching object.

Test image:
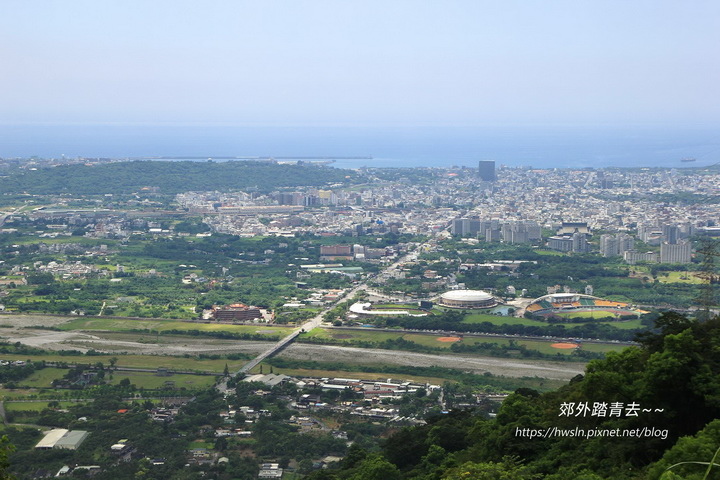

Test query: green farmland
[0,353,249,374]
[59,317,294,339]
[4,401,87,412]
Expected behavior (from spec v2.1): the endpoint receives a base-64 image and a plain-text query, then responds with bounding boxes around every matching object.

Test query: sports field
[462,312,643,330]
[109,372,216,389]
[301,328,626,356]
[553,309,634,319]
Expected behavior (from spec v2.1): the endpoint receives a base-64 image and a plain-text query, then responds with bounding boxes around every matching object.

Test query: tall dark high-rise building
[478,160,496,181]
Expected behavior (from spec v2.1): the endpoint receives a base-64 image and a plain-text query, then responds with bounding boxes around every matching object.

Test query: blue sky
[1,0,719,127]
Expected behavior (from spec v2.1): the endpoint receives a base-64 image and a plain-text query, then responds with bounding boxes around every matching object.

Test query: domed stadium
[439,289,498,309]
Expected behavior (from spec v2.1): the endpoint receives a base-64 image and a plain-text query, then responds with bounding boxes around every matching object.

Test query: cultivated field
[59,317,293,339]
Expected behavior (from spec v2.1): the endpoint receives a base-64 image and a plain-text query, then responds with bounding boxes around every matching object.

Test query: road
[0,207,20,228]
[218,241,629,390]
[218,248,419,391]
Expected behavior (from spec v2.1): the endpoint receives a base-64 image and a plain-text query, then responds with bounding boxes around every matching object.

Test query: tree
[297,458,314,475]
[0,435,14,480]
[214,436,228,451]
[442,457,540,480]
[647,419,720,479]
[348,454,401,480]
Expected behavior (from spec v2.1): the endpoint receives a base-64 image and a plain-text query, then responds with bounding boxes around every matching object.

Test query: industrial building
[212,303,263,322]
[35,429,89,450]
[320,244,353,260]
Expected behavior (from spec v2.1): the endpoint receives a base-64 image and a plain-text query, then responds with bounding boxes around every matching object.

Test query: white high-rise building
[600,233,635,257]
[660,240,692,264]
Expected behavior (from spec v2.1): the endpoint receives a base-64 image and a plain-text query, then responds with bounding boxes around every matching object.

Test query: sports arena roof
[440,290,493,302]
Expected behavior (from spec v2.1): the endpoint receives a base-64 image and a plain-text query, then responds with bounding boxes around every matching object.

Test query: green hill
[308,312,720,479]
[0,160,356,195]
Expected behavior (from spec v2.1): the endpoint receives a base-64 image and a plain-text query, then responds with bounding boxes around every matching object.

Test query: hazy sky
[2,0,719,127]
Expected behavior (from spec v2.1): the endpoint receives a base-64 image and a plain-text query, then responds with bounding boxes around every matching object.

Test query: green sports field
[301,328,627,356]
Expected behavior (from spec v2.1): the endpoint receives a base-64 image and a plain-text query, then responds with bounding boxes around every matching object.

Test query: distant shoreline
[1,124,718,169]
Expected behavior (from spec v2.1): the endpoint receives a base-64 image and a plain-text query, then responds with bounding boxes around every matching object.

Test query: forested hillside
[0,161,357,195]
[307,313,720,480]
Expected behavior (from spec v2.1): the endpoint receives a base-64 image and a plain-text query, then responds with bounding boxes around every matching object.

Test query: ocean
[1,124,718,169]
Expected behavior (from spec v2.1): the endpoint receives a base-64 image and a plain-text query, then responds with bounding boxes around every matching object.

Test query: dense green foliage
[377,311,646,341]
[306,313,720,479]
[0,161,357,195]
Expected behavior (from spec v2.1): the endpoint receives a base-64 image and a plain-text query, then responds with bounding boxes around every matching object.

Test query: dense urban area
[0,157,718,479]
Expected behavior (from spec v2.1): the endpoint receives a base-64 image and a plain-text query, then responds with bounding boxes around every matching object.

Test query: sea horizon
[1,123,718,170]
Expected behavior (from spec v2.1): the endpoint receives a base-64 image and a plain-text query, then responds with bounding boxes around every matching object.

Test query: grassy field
[59,317,293,339]
[4,400,86,412]
[463,314,544,326]
[550,315,645,330]
[12,236,114,246]
[109,372,217,389]
[17,368,68,388]
[300,328,627,356]
[0,391,32,400]
[0,353,249,373]
[656,271,704,284]
[303,328,402,343]
[597,319,645,330]
[520,340,625,355]
[304,328,469,348]
[554,310,630,319]
[463,312,644,331]
[5,366,217,392]
[534,249,566,256]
